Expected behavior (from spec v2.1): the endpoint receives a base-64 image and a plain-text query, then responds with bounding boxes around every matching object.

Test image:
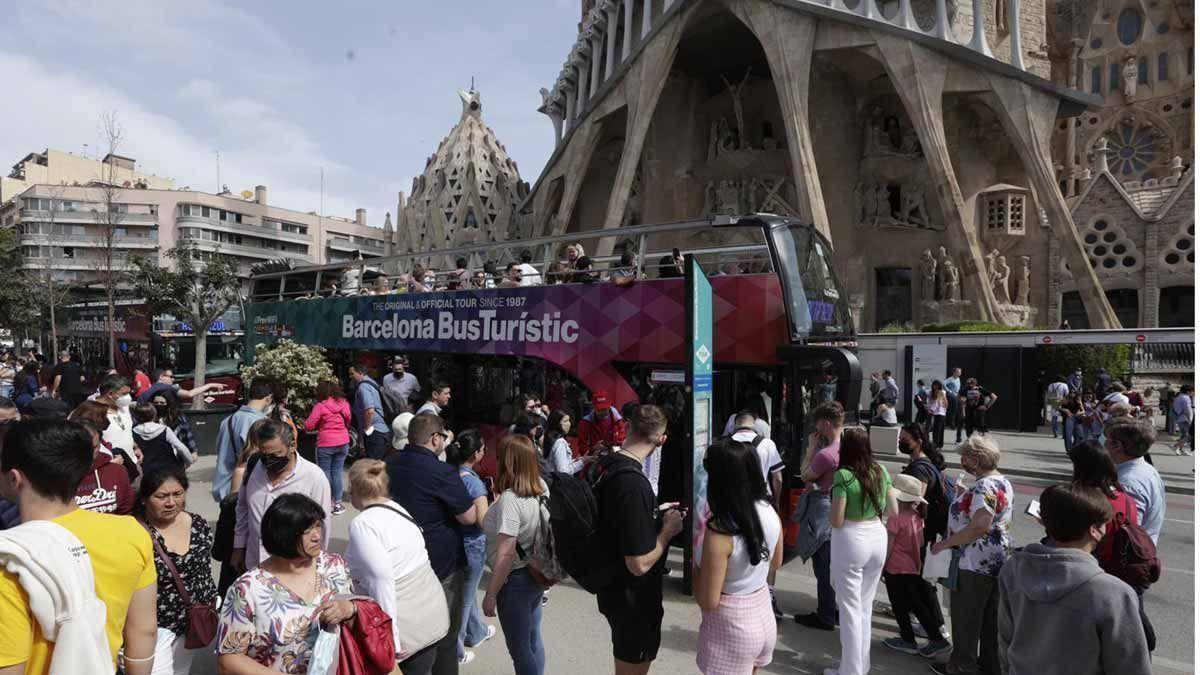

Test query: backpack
[540,458,641,594]
[515,493,568,588]
[358,380,409,426]
[1099,493,1161,590]
[906,458,954,538]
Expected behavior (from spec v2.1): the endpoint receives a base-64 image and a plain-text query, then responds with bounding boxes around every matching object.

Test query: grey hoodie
[998,543,1150,675]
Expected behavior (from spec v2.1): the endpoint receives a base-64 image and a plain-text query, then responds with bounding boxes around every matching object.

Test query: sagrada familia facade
[389,0,1193,331]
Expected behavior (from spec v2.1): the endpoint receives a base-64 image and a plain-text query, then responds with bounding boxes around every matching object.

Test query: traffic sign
[1042,335,1053,344]
[1135,334,1146,343]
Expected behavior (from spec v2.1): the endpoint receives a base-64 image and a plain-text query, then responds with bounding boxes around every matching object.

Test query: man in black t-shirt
[51,351,85,410]
[595,404,683,673]
[960,377,997,437]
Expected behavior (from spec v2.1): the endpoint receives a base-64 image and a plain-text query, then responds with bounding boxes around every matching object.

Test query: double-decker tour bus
[245,214,860,507]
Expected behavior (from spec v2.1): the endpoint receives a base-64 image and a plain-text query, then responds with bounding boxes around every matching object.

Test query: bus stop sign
[683,255,713,595]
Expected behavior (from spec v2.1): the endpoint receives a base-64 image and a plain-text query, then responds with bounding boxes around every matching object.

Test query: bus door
[776,344,862,473]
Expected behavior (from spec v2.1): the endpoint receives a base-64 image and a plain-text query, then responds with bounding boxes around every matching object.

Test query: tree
[130,241,240,408]
[92,111,126,369]
[0,228,38,335]
[29,188,74,355]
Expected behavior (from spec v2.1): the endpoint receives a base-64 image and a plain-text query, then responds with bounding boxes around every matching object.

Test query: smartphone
[1025,500,1041,520]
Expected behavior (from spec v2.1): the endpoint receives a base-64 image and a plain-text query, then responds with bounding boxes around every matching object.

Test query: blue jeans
[497,568,546,675]
[316,444,349,502]
[457,535,489,659]
[1063,417,1078,452]
[813,539,837,625]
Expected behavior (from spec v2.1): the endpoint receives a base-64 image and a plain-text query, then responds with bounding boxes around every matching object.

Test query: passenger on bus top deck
[372,275,391,295]
[470,270,488,289]
[499,263,523,289]
[575,256,598,284]
[564,243,584,266]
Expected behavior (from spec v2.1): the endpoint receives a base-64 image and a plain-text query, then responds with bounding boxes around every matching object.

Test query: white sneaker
[474,624,497,646]
[459,651,475,666]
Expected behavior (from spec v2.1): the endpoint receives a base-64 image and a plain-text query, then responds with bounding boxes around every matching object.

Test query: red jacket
[578,409,626,455]
[75,452,134,515]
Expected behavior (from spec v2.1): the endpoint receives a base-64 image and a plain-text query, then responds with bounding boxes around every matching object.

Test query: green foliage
[0,229,39,333]
[241,339,333,415]
[1037,344,1132,386]
[880,321,917,333]
[919,320,1016,333]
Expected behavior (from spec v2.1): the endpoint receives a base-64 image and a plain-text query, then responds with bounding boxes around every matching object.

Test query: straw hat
[891,473,928,504]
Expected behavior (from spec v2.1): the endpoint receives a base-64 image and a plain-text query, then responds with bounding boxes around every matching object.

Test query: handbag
[142,521,219,649]
[337,598,397,675]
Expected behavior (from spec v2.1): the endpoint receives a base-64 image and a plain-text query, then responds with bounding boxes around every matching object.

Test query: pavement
[183,429,1194,674]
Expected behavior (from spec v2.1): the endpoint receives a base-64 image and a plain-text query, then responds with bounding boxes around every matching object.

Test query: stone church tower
[394,89,529,256]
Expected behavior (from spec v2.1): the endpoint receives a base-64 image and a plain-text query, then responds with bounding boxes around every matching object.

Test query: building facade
[518,0,1192,331]
[1,152,387,289]
[2,149,174,204]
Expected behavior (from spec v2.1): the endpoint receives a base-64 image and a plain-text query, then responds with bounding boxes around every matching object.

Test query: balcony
[184,234,314,263]
[177,213,312,243]
[326,235,384,254]
[20,257,141,272]
[21,208,158,225]
[19,232,159,249]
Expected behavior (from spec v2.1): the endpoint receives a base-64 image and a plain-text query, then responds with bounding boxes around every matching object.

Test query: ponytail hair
[445,428,483,466]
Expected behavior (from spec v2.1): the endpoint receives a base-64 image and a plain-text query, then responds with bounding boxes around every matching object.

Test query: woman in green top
[825,428,897,675]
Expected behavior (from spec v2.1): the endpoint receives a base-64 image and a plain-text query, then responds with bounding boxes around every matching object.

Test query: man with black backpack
[729,410,786,619]
[998,484,1151,675]
[593,404,683,674]
[350,364,392,460]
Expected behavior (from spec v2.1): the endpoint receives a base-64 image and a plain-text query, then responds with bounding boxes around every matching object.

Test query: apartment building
[2,149,175,204]
[1,151,388,287]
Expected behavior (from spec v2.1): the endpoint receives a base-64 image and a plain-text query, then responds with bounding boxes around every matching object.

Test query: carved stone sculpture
[900,184,930,227]
[716,179,740,215]
[715,117,736,155]
[942,258,960,302]
[1016,256,1031,306]
[993,255,1012,304]
[1123,57,1138,103]
[920,249,938,302]
[721,67,753,150]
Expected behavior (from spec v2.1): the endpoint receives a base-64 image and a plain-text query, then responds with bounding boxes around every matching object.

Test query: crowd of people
[0,349,1175,675]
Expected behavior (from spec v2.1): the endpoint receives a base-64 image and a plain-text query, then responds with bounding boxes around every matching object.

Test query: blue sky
[0,0,582,226]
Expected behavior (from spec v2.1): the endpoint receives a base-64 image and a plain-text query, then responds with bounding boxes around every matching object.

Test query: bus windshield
[770,222,854,341]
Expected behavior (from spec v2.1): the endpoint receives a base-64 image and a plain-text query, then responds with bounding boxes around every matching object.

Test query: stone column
[984,73,1120,328]
[1143,221,1160,327]
[574,56,588,115]
[605,7,619,80]
[643,0,654,38]
[589,36,602,97]
[564,82,577,128]
[723,0,831,240]
[549,103,565,145]
[1008,0,1024,70]
[551,122,606,236]
[1047,227,1062,325]
[872,34,1003,321]
[623,0,635,59]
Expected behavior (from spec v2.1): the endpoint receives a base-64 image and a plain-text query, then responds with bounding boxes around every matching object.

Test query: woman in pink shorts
[695,437,784,674]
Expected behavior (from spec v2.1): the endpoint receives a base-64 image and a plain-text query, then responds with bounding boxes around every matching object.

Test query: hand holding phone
[1025,500,1041,521]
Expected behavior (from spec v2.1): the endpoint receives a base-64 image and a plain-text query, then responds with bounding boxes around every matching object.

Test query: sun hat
[891,473,928,504]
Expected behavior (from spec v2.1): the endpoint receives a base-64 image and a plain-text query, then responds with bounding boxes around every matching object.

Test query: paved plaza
[188,430,1194,674]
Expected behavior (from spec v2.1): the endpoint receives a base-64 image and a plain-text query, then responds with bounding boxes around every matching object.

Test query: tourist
[213,418,269,598]
[960,377,997,437]
[826,428,895,675]
[305,379,353,515]
[231,420,332,573]
[417,380,452,418]
[96,374,138,462]
[0,356,16,399]
[818,372,838,403]
[898,423,950,545]
[1068,440,1141,564]
[1044,374,1069,439]
[471,269,489,289]
[517,249,543,286]
[10,363,38,414]
[383,355,421,406]
[0,419,158,675]
[482,434,551,675]
[136,465,218,675]
[656,254,681,278]
[594,404,683,674]
[135,368,222,407]
[1067,368,1083,394]
[728,410,785,617]
[611,250,638,287]
[150,393,198,460]
[574,255,599,283]
[882,474,951,659]
[217,494,356,674]
[564,242,585,268]
[867,372,881,405]
[483,261,502,287]
[448,257,469,290]
[51,350,86,410]
[879,370,899,407]
[1060,391,1084,451]
[131,402,196,474]
[350,364,392,460]
[944,367,963,443]
[446,430,494,665]
[212,377,273,502]
[1095,367,1113,398]
[1106,417,1165,544]
[544,409,586,474]
[1171,384,1193,455]
[391,411,415,451]
[929,434,1013,675]
[578,389,626,454]
[500,262,524,288]
[871,402,898,427]
[387,412,479,674]
[546,261,570,284]
[794,401,844,631]
[519,392,548,421]
[694,437,783,674]
[913,379,930,427]
[1079,392,1103,442]
[998,484,1151,675]
[72,417,134,515]
[927,380,949,448]
[345,460,452,675]
[1102,383,1130,414]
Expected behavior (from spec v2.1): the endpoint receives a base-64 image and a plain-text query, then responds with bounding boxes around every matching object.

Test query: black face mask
[154,404,170,419]
[260,452,291,474]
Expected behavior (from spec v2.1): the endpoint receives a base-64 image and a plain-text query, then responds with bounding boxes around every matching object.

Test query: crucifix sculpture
[720,66,753,150]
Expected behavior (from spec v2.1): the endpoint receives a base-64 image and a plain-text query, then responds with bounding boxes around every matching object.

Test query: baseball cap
[391,355,408,366]
[891,474,928,504]
[593,390,611,411]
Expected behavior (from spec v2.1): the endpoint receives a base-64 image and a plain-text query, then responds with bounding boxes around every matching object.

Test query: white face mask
[115,394,133,409]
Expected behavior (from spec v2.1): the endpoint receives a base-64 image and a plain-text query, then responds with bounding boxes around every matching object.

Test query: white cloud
[0,51,390,225]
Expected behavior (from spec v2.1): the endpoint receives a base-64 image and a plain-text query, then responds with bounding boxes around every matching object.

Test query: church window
[1117,8,1142,45]
[1091,66,1102,93]
[1138,58,1148,83]
[1110,63,1121,90]
[1159,52,1169,80]
[982,192,1025,235]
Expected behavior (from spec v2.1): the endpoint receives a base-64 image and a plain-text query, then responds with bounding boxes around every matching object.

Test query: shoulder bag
[143,521,219,648]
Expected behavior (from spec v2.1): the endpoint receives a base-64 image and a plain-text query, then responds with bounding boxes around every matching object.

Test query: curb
[874,454,1195,497]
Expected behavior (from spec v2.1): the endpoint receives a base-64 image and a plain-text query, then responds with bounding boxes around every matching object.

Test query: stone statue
[1016,256,1031,306]
[716,180,740,215]
[715,117,736,155]
[721,67,753,150]
[873,183,891,221]
[942,258,960,301]
[920,249,938,302]
[993,255,1012,304]
[985,248,999,285]
[900,184,930,227]
[1123,57,1138,102]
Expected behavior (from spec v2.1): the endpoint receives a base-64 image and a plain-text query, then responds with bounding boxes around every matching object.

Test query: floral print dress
[217,552,351,673]
[948,474,1014,576]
